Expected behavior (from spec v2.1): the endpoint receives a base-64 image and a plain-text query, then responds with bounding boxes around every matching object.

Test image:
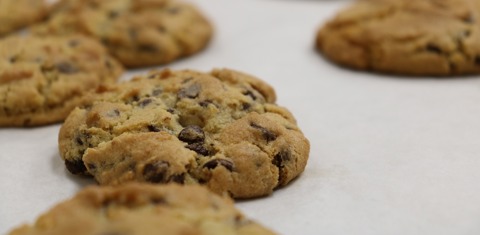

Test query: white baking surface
[2,0,480,234]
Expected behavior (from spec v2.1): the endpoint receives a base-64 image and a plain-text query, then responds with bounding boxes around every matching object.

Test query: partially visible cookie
[59,68,309,199]
[33,0,213,68]
[316,0,480,76]
[0,35,123,127]
[8,183,277,235]
[0,0,48,37]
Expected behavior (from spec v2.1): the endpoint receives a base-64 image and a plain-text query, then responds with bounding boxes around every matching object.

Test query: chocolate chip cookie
[59,68,309,199]
[0,35,123,127]
[8,183,277,235]
[0,0,48,37]
[316,0,480,76]
[33,0,213,68]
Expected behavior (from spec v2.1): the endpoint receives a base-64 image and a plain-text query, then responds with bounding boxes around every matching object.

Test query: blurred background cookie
[0,0,48,37]
[0,35,123,127]
[8,183,277,235]
[33,0,213,68]
[316,0,480,76]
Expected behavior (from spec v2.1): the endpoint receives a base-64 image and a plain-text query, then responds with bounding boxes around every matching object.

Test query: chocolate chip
[8,56,17,63]
[75,136,84,145]
[143,161,170,183]
[167,108,175,114]
[426,44,442,54]
[250,123,277,142]
[243,90,257,100]
[178,83,201,99]
[139,98,152,107]
[152,197,166,204]
[178,125,205,143]
[65,159,87,175]
[272,149,291,168]
[87,163,96,170]
[101,60,109,70]
[68,40,80,47]
[167,7,180,14]
[241,103,251,110]
[56,62,79,74]
[203,159,234,172]
[186,143,209,155]
[199,100,212,107]
[128,28,138,39]
[462,13,475,24]
[152,88,162,96]
[138,44,158,52]
[170,174,185,184]
[108,10,119,19]
[147,125,160,132]
[273,149,291,185]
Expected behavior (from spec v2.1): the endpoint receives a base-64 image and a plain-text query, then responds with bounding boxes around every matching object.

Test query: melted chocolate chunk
[143,161,170,183]
[203,159,234,172]
[167,108,175,114]
[178,83,201,99]
[170,174,185,184]
[65,159,87,175]
[186,143,209,155]
[426,44,442,54]
[475,55,480,65]
[178,125,205,143]
[250,123,277,142]
[56,62,79,74]
[272,149,291,168]
[272,149,292,185]
[147,125,160,132]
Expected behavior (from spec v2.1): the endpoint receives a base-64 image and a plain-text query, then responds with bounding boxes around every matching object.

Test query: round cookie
[33,0,213,68]
[8,183,277,235]
[59,68,310,199]
[0,35,123,127]
[0,0,48,37]
[316,0,480,76]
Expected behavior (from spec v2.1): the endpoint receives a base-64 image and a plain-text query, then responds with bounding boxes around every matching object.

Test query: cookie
[8,183,277,235]
[33,0,213,68]
[316,0,480,76]
[0,35,123,127]
[59,68,309,199]
[0,0,48,37]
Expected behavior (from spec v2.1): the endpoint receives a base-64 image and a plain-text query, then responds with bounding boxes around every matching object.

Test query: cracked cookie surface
[59,68,309,199]
[8,183,277,235]
[0,35,123,127]
[316,0,480,76]
[0,0,48,37]
[33,0,213,68]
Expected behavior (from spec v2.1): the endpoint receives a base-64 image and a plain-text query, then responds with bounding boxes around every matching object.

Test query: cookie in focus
[59,68,310,199]
[0,35,123,127]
